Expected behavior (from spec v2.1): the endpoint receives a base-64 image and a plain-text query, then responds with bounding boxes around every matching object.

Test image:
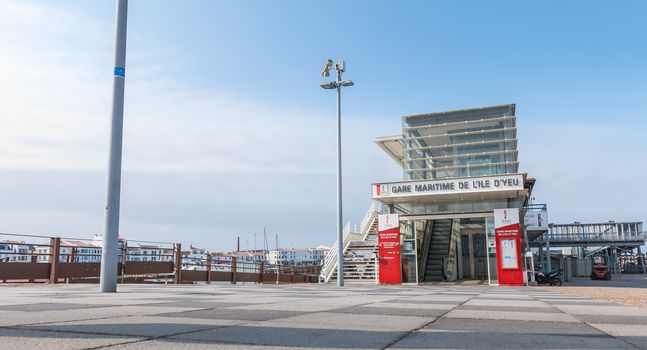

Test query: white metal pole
[100,0,128,293]
[336,68,344,287]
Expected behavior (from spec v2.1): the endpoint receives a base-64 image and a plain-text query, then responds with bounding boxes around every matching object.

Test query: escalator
[424,219,453,281]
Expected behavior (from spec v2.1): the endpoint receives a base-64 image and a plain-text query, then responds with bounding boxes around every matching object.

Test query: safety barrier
[0,233,319,284]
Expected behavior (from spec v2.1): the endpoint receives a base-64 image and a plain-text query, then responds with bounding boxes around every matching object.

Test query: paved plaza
[1,283,646,349]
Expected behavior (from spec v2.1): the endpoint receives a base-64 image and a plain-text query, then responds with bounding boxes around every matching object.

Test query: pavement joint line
[380,287,480,350]
[527,288,643,350]
[0,301,217,328]
[82,324,236,350]
[1,313,149,328]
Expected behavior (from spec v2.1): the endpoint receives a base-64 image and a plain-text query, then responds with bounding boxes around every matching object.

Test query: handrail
[545,231,647,243]
[321,201,384,282]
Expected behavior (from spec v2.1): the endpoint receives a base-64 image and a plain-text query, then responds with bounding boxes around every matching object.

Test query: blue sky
[1,0,646,251]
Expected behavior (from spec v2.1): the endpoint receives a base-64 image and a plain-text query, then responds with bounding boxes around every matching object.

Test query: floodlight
[321,59,334,77]
[320,82,337,89]
[339,80,354,87]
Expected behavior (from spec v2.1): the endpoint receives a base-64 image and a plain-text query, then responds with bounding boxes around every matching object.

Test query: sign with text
[494,208,524,286]
[524,209,548,231]
[373,174,524,199]
[378,214,401,284]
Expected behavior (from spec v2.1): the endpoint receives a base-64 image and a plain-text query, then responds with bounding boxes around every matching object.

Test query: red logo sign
[378,214,400,284]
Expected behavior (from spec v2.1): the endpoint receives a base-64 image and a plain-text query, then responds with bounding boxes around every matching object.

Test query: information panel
[500,239,518,269]
[494,208,524,285]
[378,214,401,284]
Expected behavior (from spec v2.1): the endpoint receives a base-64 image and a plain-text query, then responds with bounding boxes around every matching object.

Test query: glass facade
[403,105,518,180]
[374,104,531,284]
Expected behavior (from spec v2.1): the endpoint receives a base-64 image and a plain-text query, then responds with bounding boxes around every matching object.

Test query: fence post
[120,242,126,284]
[206,253,212,284]
[174,243,182,284]
[231,257,237,284]
[28,252,38,283]
[276,261,281,284]
[49,237,61,284]
[259,261,264,284]
[65,247,76,284]
[291,265,295,283]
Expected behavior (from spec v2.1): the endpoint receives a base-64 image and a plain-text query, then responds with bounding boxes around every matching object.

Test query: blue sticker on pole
[114,66,125,78]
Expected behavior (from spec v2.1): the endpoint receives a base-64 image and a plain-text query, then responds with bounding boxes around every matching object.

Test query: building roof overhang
[375,135,405,167]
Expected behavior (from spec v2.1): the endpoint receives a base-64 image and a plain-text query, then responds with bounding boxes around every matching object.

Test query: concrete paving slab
[110,339,344,350]
[381,299,461,305]
[556,304,647,316]
[0,302,108,312]
[476,293,532,299]
[389,328,634,349]
[0,327,142,350]
[20,315,242,337]
[427,318,604,335]
[590,324,647,349]
[147,301,250,309]
[457,305,563,313]
[157,308,306,321]
[465,298,550,308]
[362,302,457,311]
[575,314,647,325]
[169,324,406,348]
[331,306,449,317]
[445,309,580,323]
[399,295,472,303]
[260,311,434,331]
[0,305,204,327]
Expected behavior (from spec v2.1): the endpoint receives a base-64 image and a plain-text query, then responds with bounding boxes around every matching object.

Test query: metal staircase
[329,220,379,281]
[322,201,384,283]
[424,219,453,281]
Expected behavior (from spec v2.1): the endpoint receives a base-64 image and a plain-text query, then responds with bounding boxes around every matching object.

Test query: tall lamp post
[320,59,353,287]
[100,0,128,293]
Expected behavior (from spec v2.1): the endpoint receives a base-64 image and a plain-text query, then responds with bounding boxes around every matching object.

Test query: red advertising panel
[494,208,524,286]
[378,214,401,284]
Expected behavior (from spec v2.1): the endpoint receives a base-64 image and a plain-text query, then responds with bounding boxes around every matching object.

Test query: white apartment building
[2,241,34,262]
[0,242,14,262]
[266,247,329,266]
[127,244,174,262]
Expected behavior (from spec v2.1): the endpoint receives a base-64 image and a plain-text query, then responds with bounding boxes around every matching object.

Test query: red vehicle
[590,255,611,280]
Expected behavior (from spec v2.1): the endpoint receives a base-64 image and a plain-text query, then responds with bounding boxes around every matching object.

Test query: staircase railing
[321,200,384,282]
[444,219,460,281]
[417,220,433,282]
[321,222,355,282]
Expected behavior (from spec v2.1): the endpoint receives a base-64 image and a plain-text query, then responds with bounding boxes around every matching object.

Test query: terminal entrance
[407,216,495,283]
[460,232,488,280]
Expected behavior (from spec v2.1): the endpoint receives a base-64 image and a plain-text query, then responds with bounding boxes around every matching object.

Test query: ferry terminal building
[323,104,541,285]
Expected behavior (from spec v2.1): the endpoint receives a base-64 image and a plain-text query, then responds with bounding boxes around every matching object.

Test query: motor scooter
[534,268,563,286]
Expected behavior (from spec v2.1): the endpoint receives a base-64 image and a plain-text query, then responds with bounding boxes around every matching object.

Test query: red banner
[378,214,401,284]
[494,208,524,286]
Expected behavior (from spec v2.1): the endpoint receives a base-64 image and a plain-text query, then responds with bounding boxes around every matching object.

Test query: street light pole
[321,59,353,287]
[100,0,128,293]
[335,66,343,287]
